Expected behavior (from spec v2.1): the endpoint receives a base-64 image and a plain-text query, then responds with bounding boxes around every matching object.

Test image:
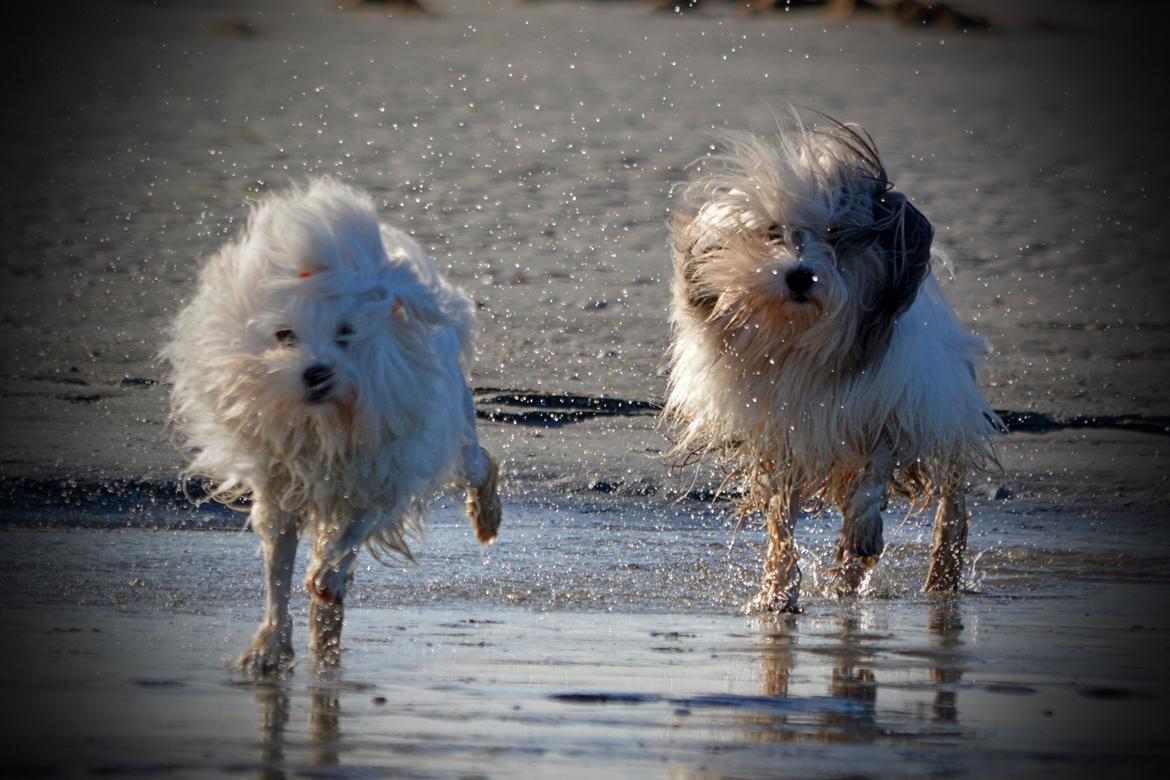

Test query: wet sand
[5,600,1168,779]
[2,517,1168,779]
[3,0,1170,776]
[3,490,1170,777]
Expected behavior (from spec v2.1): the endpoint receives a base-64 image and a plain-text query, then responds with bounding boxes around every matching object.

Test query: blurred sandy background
[2,0,1168,507]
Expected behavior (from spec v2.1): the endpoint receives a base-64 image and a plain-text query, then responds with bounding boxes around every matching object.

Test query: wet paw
[464,447,502,543]
[840,513,884,559]
[743,566,803,614]
[239,630,294,675]
[924,558,963,593]
[743,587,802,614]
[830,554,873,596]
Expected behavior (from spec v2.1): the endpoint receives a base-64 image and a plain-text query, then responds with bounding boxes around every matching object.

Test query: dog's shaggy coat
[164,179,501,670]
[665,119,1000,611]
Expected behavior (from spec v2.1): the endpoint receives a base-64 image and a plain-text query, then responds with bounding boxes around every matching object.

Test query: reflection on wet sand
[308,684,341,768]
[826,613,878,738]
[251,675,343,777]
[255,683,289,780]
[753,611,878,743]
[758,614,796,699]
[929,601,964,724]
[752,601,967,744]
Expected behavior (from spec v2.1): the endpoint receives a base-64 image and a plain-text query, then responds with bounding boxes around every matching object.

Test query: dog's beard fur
[665,120,1000,512]
[164,178,479,564]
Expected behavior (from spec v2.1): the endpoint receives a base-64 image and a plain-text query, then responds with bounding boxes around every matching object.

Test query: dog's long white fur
[164,178,498,669]
[668,271,995,497]
[665,120,1000,610]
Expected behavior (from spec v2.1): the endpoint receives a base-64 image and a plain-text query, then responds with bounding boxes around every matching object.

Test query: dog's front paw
[840,513,884,559]
[743,566,803,614]
[743,586,802,614]
[830,554,875,597]
[239,629,294,675]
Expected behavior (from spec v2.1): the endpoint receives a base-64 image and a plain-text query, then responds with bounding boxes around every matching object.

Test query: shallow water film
[2,501,1169,778]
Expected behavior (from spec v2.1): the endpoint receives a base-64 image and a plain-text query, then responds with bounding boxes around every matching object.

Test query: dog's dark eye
[274,328,298,347]
[335,323,354,349]
[768,225,808,252]
[789,229,808,253]
[826,224,872,260]
[770,225,811,256]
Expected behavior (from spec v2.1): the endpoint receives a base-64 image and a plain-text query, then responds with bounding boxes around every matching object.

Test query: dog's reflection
[308,684,341,767]
[928,600,964,722]
[753,602,966,741]
[255,684,289,779]
[825,612,878,735]
[251,675,344,777]
[757,610,877,738]
[757,613,796,699]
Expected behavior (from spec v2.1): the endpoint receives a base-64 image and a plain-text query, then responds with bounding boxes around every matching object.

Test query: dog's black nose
[785,267,817,296]
[302,364,333,389]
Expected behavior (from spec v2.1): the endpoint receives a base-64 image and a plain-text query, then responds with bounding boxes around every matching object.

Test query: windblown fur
[164,178,501,669]
[665,117,1001,608]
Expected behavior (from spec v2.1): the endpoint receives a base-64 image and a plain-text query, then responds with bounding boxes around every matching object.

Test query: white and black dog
[164,179,501,671]
[664,118,1001,611]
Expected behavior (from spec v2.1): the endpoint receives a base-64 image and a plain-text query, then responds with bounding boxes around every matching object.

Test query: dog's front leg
[306,528,358,667]
[833,446,893,595]
[924,481,968,592]
[745,491,803,613]
[240,497,299,673]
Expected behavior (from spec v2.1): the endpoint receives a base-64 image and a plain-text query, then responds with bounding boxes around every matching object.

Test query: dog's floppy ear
[670,211,696,265]
[671,211,718,315]
[856,192,934,363]
[874,193,933,318]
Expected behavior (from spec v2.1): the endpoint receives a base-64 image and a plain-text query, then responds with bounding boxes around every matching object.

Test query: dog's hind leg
[924,480,968,592]
[240,498,299,674]
[745,491,803,613]
[455,384,502,543]
[462,444,502,544]
[832,445,893,595]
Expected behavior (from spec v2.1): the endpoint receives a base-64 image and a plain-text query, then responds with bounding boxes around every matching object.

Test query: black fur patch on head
[872,191,933,319]
[853,190,934,366]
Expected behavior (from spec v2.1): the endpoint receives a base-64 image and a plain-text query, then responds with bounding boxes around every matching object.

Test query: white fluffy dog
[664,118,1001,612]
[164,179,502,671]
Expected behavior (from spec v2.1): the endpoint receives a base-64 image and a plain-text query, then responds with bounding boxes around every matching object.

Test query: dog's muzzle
[303,363,335,403]
[785,266,818,302]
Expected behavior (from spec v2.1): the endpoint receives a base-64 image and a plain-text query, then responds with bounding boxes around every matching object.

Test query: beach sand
[2,0,1169,776]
